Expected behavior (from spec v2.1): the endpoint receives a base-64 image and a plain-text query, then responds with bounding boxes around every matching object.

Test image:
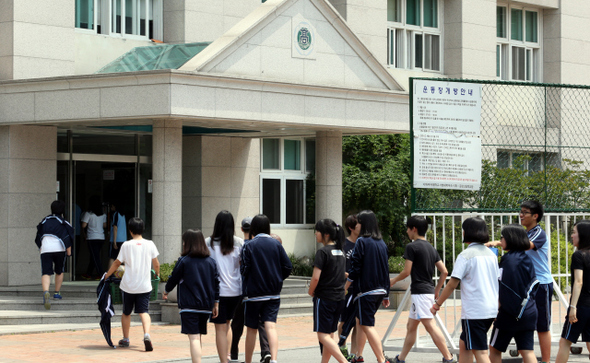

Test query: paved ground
[1,307,589,363]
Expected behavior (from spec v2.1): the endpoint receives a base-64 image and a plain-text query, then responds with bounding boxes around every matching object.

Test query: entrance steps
[0,277,313,335]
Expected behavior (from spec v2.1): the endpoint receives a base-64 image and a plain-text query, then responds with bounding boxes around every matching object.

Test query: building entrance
[56,132,153,281]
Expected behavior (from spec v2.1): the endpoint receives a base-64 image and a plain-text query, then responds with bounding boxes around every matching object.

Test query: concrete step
[0,309,162,325]
[0,296,165,312]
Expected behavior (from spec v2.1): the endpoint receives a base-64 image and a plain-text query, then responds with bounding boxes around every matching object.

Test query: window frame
[387,0,443,72]
[497,150,558,173]
[75,0,163,41]
[260,137,314,227]
[496,3,542,82]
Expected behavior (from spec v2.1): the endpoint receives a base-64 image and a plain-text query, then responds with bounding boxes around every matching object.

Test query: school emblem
[297,27,312,51]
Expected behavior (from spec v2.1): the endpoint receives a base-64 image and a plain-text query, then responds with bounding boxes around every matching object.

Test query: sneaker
[260,353,271,363]
[118,339,129,347]
[144,336,153,351]
[388,355,404,363]
[348,354,356,362]
[53,293,62,300]
[43,291,51,310]
[339,345,350,359]
[442,355,456,363]
[81,274,92,280]
[351,356,364,363]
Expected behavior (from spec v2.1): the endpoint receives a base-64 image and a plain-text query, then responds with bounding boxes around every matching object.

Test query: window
[497,151,559,172]
[261,138,315,226]
[497,5,541,82]
[387,0,441,71]
[75,0,163,41]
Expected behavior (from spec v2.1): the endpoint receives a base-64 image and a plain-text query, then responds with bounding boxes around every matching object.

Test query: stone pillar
[0,125,57,286]
[152,120,182,264]
[315,131,343,223]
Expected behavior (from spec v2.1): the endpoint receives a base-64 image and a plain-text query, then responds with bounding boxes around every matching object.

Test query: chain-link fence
[411,78,590,213]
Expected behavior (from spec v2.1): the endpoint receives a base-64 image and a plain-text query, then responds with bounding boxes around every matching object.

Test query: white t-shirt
[451,243,499,319]
[117,238,159,294]
[81,212,107,240]
[40,235,65,254]
[206,236,244,297]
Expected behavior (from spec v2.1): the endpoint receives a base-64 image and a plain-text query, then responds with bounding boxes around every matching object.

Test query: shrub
[288,253,314,277]
[388,256,405,273]
[159,261,176,282]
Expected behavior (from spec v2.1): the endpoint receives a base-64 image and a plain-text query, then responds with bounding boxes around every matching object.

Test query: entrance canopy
[0,0,408,137]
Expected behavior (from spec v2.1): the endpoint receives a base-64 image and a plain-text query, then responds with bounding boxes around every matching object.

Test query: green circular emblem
[297,27,312,51]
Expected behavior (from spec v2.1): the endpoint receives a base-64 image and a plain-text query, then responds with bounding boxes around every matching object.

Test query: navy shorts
[535,283,554,332]
[339,290,355,323]
[356,295,384,327]
[490,326,534,351]
[561,306,590,343]
[460,318,494,351]
[40,252,66,276]
[122,291,150,315]
[313,297,344,334]
[211,296,242,324]
[109,242,124,260]
[244,299,280,329]
[181,312,209,335]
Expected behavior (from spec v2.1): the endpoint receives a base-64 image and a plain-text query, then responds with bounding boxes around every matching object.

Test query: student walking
[104,217,160,351]
[555,221,590,363]
[338,214,363,361]
[489,224,539,363]
[344,210,394,363]
[390,216,454,363]
[35,200,74,310]
[163,229,220,363]
[308,219,348,363]
[205,211,244,363]
[241,214,292,363]
[81,196,107,278]
[432,217,499,363]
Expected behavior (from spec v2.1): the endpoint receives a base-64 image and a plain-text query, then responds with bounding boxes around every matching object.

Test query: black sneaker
[144,337,153,351]
[351,356,364,363]
[118,339,129,347]
[260,352,271,363]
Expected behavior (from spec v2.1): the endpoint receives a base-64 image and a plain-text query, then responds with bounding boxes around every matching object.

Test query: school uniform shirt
[343,239,355,273]
[495,250,539,331]
[165,255,220,312]
[313,244,346,301]
[347,236,390,297]
[571,250,590,308]
[82,212,107,240]
[451,243,499,319]
[241,233,292,299]
[206,236,244,297]
[110,212,127,243]
[526,225,552,284]
[117,238,159,294]
[404,239,441,295]
[35,214,74,253]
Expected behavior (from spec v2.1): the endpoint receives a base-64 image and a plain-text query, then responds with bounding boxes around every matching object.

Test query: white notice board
[413,79,482,190]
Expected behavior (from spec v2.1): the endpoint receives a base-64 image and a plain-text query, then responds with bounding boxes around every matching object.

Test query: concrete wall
[0,125,57,286]
[444,0,496,79]
[0,0,75,80]
[75,33,154,75]
[163,0,262,43]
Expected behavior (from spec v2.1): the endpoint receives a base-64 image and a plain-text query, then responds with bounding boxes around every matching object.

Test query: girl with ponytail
[308,218,349,363]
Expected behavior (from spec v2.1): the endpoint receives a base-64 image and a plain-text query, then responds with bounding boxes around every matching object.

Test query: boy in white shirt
[104,217,160,351]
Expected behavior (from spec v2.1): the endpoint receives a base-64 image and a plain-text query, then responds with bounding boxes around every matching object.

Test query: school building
[0,0,587,286]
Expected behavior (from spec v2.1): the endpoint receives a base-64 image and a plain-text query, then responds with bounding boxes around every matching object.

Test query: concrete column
[315,131,342,223]
[444,0,496,79]
[152,120,182,264]
[182,135,202,232]
[0,125,57,286]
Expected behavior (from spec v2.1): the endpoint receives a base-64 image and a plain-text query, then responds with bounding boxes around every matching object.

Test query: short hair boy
[520,201,552,363]
[104,217,160,351]
[390,216,454,363]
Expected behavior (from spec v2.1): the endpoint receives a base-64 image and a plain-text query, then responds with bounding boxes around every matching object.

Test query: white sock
[270,360,277,363]
[144,333,150,339]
